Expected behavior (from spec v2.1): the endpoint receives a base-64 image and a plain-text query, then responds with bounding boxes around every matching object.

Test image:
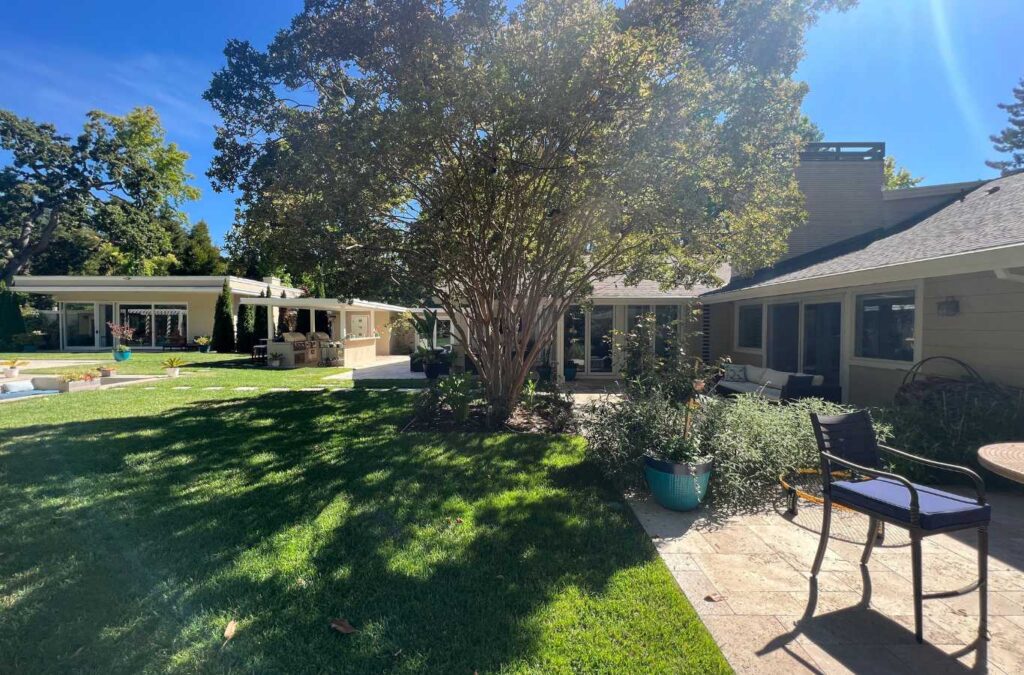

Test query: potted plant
[12,333,39,352]
[423,349,444,380]
[563,360,578,381]
[1,359,28,378]
[162,356,185,378]
[410,346,430,373]
[582,390,712,512]
[437,348,452,376]
[107,322,135,361]
[268,351,284,368]
[58,370,101,393]
[195,336,212,353]
[97,365,117,378]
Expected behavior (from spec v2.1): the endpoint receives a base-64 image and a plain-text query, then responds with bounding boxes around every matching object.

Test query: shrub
[60,370,97,383]
[0,285,26,350]
[583,388,707,489]
[236,303,256,354]
[211,279,235,353]
[437,373,477,423]
[162,356,186,369]
[875,381,1024,483]
[700,395,888,511]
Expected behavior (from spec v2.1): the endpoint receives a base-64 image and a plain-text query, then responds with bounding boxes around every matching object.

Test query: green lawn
[0,373,728,673]
[1,351,428,390]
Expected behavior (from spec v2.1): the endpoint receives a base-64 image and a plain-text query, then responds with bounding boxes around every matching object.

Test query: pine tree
[211,279,235,353]
[988,78,1024,176]
[253,286,269,344]
[235,302,255,353]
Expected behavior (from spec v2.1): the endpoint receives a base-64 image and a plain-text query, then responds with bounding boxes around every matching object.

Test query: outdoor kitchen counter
[341,337,379,368]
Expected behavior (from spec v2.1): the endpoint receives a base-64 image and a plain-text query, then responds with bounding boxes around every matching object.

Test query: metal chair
[809,411,989,644]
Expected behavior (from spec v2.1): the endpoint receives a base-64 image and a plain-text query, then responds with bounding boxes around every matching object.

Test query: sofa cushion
[811,374,824,386]
[2,380,35,394]
[717,380,782,399]
[744,366,766,383]
[755,368,790,388]
[722,364,747,382]
[831,477,990,530]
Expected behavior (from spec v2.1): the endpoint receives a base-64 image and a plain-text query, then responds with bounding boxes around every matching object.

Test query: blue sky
[1,0,1021,245]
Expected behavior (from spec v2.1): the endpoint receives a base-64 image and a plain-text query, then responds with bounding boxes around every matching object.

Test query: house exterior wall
[46,290,220,341]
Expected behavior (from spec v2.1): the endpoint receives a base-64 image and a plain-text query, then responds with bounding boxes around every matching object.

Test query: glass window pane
[63,303,96,348]
[626,305,650,332]
[436,319,452,347]
[564,306,585,367]
[856,292,915,361]
[803,302,842,385]
[154,305,188,347]
[655,305,679,356]
[737,305,763,349]
[590,305,614,373]
[767,303,799,372]
[119,304,153,346]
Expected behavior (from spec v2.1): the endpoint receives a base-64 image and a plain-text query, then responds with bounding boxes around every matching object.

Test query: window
[564,306,585,367]
[737,305,763,349]
[856,291,916,361]
[589,305,614,372]
[436,319,452,347]
[767,303,799,372]
[654,305,680,356]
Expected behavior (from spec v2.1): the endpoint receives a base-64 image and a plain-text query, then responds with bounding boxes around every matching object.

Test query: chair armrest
[878,444,986,504]
[821,451,921,522]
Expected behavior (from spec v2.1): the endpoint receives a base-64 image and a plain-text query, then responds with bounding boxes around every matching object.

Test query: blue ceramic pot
[644,456,712,512]
[113,350,132,362]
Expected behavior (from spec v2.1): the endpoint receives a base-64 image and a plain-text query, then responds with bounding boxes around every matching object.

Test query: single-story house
[8,275,413,366]
[700,143,1024,405]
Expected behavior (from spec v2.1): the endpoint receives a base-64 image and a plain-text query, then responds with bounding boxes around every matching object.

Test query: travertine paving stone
[630,492,1024,673]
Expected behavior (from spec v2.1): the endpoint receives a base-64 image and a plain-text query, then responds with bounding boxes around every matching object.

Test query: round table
[978,443,1024,484]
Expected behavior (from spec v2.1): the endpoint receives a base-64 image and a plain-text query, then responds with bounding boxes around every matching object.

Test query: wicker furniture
[809,411,989,645]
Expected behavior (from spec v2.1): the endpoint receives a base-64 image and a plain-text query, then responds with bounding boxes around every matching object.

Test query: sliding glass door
[589,305,614,373]
[803,302,842,386]
[767,303,799,373]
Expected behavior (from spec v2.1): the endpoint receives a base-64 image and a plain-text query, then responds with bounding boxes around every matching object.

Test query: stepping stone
[234,386,258,391]
[172,386,192,390]
[268,387,290,392]
[202,387,224,391]
[299,387,326,392]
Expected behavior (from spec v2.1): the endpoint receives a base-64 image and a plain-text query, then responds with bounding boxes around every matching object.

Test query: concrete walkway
[326,354,425,381]
[631,492,1024,674]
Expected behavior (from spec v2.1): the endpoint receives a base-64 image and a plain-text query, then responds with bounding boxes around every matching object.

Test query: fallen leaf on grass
[224,620,238,641]
[330,618,358,634]
[704,593,726,603]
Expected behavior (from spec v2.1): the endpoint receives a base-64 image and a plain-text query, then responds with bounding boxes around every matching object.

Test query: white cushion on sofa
[2,380,34,393]
[811,374,824,386]
[717,380,783,399]
[744,366,765,383]
[755,368,790,388]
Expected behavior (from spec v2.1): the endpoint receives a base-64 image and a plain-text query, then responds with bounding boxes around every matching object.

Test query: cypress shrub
[253,287,269,344]
[211,279,236,353]
[0,285,27,350]
[236,302,255,353]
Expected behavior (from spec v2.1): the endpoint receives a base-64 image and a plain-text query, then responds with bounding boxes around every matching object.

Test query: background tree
[211,279,235,352]
[276,290,291,336]
[883,156,924,189]
[172,220,228,275]
[207,0,851,422]
[0,106,198,284]
[235,302,255,354]
[987,77,1024,176]
[0,284,26,349]
[253,286,269,344]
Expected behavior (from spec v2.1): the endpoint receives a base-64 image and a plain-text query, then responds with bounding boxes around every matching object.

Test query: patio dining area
[631,491,1024,673]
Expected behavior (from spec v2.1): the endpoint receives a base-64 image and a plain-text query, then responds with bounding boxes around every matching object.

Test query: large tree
[207,0,850,422]
[0,107,199,285]
[172,220,228,275]
[883,156,923,190]
[987,77,1024,176]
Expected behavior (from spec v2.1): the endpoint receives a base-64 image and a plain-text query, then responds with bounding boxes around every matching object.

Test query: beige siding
[848,365,908,406]
[707,302,735,362]
[919,271,1024,389]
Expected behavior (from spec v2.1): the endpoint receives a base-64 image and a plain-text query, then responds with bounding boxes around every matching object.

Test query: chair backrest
[810,411,880,481]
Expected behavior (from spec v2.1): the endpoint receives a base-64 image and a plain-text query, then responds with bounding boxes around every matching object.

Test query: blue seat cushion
[831,477,990,530]
[0,389,59,400]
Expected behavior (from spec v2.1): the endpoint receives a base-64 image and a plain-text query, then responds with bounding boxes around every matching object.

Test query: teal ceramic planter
[113,350,132,362]
[644,456,712,512]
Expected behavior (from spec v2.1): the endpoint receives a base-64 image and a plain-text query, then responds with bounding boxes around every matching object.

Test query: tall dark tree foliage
[207,0,853,422]
[235,302,255,354]
[253,286,269,344]
[211,279,235,353]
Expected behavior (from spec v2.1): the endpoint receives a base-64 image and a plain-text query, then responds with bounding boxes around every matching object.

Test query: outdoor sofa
[0,378,60,402]
[715,364,841,402]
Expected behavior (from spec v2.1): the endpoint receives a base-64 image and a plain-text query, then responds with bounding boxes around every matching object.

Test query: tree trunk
[1,208,59,286]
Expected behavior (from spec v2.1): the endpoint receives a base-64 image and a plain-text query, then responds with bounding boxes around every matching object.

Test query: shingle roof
[591,265,730,299]
[705,172,1024,297]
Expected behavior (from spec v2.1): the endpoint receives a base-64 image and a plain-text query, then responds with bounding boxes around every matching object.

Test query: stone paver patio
[631,492,1024,673]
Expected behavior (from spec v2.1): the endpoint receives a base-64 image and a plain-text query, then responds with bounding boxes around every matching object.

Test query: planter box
[164,368,180,378]
[644,456,712,512]
[58,380,101,394]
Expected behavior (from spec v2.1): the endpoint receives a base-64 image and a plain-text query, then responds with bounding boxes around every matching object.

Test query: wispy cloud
[928,0,989,155]
[0,40,217,140]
